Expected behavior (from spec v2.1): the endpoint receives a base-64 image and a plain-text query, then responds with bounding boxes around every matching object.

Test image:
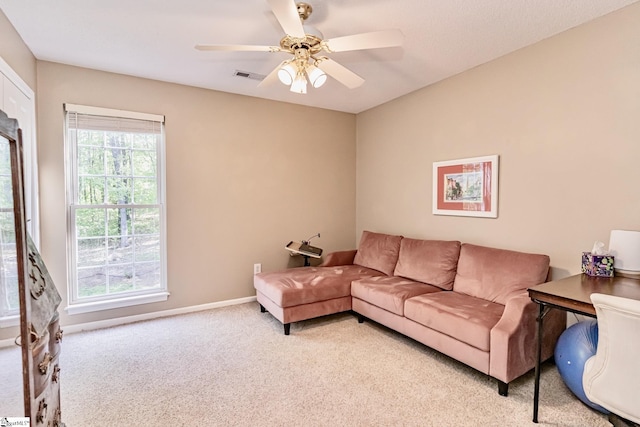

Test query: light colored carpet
[1,302,610,426]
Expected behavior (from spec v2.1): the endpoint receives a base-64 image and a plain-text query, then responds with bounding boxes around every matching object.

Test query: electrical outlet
[253,263,262,275]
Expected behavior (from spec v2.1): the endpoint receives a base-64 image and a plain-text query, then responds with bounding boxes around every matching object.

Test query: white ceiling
[1,0,638,114]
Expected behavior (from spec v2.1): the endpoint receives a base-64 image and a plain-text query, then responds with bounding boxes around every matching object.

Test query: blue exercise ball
[554,320,608,413]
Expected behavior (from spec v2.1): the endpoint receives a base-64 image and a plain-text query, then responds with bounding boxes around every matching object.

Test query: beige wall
[10,61,355,336]
[0,10,36,89]
[356,3,640,279]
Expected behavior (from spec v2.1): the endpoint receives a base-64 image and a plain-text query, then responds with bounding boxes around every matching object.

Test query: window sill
[0,314,19,328]
[65,291,170,315]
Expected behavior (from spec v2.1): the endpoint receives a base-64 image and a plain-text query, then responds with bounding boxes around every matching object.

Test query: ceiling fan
[195,0,403,94]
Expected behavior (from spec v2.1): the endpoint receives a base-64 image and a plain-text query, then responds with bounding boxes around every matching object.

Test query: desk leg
[533,304,550,423]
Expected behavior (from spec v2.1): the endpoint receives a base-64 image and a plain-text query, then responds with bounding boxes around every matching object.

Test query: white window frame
[64,104,168,315]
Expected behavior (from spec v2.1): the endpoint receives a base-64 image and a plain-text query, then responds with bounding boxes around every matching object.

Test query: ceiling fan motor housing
[280,2,323,54]
[279,34,323,55]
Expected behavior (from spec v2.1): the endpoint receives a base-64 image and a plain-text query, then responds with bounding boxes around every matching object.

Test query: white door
[1,57,39,247]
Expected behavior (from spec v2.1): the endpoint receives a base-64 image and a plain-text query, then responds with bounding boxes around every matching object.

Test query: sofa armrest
[489,290,566,383]
[320,250,357,267]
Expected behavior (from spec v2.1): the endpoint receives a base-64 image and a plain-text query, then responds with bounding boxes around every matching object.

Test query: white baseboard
[0,296,257,349]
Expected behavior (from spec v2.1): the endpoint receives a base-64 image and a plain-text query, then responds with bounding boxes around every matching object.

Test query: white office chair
[583,293,640,426]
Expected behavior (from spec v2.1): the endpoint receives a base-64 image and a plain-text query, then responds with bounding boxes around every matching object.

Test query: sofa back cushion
[353,231,403,276]
[393,238,461,290]
[453,243,550,305]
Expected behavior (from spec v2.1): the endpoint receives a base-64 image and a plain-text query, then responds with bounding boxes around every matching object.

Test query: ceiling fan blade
[267,0,305,38]
[323,29,403,53]
[195,44,280,52]
[258,61,287,88]
[315,58,364,89]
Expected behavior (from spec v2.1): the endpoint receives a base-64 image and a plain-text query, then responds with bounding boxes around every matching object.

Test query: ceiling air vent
[233,70,266,81]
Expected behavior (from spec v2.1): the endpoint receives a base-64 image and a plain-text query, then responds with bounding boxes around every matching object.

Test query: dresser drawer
[48,312,63,359]
[32,330,53,397]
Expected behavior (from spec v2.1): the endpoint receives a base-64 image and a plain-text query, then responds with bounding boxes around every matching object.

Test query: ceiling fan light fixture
[277,62,297,85]
[290,72,308,94]
[196,0,404,95]
[306,64,327,88]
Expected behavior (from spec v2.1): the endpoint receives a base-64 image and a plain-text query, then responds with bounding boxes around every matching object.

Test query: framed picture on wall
[432,155,499,218]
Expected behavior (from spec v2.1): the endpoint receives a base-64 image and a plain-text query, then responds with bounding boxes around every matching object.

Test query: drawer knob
[39,352,53,375]
[52,364,61,383]
[36,398,48,423]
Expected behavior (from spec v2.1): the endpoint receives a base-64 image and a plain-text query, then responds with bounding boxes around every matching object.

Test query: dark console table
[528,274,640,423]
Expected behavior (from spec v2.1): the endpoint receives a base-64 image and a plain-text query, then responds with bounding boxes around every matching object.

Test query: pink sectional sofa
[253,231,566,395]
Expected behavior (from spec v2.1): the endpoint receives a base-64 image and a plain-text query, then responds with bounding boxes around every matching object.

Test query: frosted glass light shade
[609,230,640,277]
[290,73,307,94]
[278,63,296,85]
[307,65,327,88]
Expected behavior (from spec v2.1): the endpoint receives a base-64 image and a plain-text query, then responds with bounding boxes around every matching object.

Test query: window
[0,136,19,324]
[65,104,167,314]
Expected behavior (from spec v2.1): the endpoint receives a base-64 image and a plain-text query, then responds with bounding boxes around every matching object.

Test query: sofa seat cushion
[452,244,550,305]
[393,238,461,290]
[404,292,505,351]
[351,276,443,316]
[353,231,403,276]
[254,265,384,308]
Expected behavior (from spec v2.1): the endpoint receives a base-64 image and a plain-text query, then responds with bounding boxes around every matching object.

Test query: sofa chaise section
[254,232,402,335]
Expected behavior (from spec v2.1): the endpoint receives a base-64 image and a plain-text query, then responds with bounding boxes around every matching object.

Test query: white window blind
[66,105,164,134]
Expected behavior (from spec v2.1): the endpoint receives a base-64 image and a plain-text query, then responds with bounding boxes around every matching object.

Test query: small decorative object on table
[581,252,614,277]
[581,241,614,277]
